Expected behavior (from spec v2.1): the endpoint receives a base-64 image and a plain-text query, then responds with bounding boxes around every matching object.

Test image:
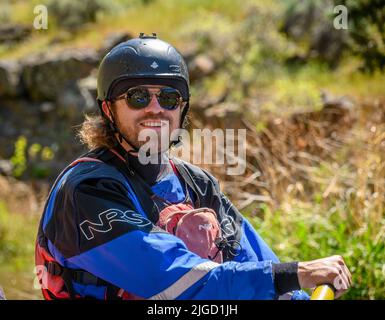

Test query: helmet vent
[139,32,157,39]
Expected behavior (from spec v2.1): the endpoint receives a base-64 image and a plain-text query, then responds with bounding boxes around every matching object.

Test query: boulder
[78,74,98,108]
[0,24,32,44]
[188,54,215,82]
[21,49,99,101]
[0,160,12,176]
[56,75,98,118]
[204,102,243,128]
[0,60,22,98]
[321,91,355,111]
[282,0,348,67]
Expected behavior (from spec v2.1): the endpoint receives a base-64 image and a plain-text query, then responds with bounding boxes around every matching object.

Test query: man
[35,33,351,300]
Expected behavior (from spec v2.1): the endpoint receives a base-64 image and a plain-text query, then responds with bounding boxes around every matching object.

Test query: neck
[115,133,138,155]
[113,140,171,186]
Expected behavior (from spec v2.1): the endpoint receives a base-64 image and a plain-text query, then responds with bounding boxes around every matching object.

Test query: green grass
[0,201,42,300]
[289,60,385,100]
[0,0,243,59]
[246,200,385,299]
[244,122,385,300]
[243,138,385,301]
[254,61,385,115]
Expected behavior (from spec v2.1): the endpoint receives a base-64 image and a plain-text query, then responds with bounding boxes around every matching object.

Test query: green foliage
[10,137,55,179]
[246,199,385,299]
[270,77,323,113]
[0,3,11,24]
[337,0,385,72]
[0,202,42,299]
[281,0,348,68]
[0,202,38,271]
[10,136,27,178]
[245,131,385,300]
[291,128,382,299]
[44,0,156,31]
[28,143,42,160]
[46,0,111,31]
[179,0,294,106]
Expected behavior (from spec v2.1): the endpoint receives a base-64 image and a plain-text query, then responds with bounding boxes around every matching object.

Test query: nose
[144,94,163,114]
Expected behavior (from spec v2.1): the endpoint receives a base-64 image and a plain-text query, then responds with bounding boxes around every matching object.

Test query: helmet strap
[180,102,190,128]
[170,135,183,148]
[102,102,140,155]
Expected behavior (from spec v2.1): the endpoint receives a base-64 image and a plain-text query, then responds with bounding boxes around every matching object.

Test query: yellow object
[310,284,335,300]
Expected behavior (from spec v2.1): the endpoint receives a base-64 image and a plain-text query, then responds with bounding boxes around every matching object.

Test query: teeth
[142,121,166,127]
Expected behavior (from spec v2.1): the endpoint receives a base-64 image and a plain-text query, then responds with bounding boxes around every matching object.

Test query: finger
[334,280,349,299]
[334,274,349,299]
[335,289,347,299]
[343,264,352,286]
[333,272,349,299]
[337,259,352,286]
[345,265,352,286]
[338,272,350,291]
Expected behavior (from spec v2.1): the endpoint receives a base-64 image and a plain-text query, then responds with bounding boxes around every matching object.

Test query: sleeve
[46,177,279,300]
[207,185,280,264]
[218,192,306,298]
[197,168,279,263]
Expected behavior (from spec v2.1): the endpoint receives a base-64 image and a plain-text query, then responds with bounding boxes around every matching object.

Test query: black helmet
[97,33,190,126]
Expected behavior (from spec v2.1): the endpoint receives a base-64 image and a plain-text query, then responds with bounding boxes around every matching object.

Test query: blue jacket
[36,148,308,300]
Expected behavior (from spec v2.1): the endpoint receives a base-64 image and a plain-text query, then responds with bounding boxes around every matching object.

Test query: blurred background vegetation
[0,0,384,299]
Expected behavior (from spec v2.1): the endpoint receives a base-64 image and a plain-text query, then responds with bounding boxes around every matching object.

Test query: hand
[298,255,352,299]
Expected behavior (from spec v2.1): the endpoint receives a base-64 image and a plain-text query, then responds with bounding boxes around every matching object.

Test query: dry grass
[172,96,385,299]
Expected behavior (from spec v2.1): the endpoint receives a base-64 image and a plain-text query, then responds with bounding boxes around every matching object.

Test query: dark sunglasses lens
[158,87,182,110]
[126,87,150,109]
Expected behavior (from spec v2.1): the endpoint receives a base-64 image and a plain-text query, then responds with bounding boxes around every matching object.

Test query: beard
[115,115,176,154]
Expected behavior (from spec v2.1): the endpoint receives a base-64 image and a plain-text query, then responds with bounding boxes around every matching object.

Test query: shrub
[46,0,110,31]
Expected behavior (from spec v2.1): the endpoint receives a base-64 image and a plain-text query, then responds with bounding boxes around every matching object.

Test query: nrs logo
[80,208,151,240]
[198,223,213,231]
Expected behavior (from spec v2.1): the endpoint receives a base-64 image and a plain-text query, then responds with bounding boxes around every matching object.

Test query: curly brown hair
[77,113,117,150]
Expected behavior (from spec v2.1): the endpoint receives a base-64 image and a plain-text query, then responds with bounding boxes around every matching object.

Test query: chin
[137,139,169,154]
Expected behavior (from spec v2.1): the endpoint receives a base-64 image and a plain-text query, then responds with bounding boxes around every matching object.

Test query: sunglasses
[113,86,185,110]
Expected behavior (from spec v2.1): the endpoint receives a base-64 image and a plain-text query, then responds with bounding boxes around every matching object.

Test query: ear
[101,101,113,122]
